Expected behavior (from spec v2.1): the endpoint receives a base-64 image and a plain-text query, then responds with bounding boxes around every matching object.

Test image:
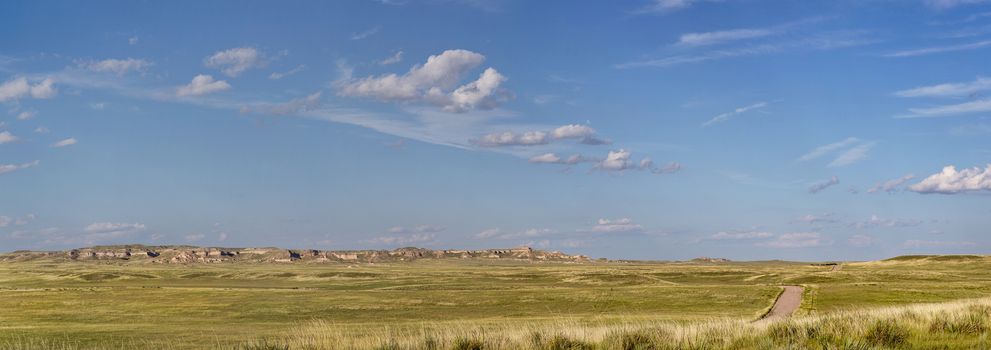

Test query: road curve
[762,285,804,320]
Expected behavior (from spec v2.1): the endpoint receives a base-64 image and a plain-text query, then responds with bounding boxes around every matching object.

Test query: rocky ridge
[0,245,590,264]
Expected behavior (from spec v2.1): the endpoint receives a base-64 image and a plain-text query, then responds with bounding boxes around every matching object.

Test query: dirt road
[762,285,804,320]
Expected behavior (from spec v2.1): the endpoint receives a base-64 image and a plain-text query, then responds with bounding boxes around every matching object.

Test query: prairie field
[1,255,990,349]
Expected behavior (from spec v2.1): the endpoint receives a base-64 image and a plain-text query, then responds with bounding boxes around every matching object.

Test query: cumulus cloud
[701,102,768,127]
[475,228,502,239]
[83,222,146,240]
[338,49,509,112]
[269,65,306,80]
[205,47,266,77]
[757,232,827,248]
[893,77,991,98]
[51,138,77,148]
[474,131,549,147]
[528,153,562,164]
[34,126,49,134]
[591,218,643,233]
[908,164,991,194]
[176,74,231,97]
[0,160,39,175]
[0,77,57,102]
[0,131,18,144]
[867,174,916,193]
[81,58,152,75]
[639,158,682,174]
[16,110,36,120]
[808,176,839,194]
[380,51,404,65]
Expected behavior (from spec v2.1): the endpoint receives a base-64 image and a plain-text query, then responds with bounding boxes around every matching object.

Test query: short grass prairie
[0,255,989,349]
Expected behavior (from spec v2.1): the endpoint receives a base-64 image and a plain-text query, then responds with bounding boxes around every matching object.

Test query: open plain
[1,247,989,349]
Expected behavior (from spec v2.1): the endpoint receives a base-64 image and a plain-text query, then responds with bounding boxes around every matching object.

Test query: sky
[1,0,990,261]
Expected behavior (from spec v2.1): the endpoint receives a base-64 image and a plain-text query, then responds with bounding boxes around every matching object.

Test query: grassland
[0,254,989,349]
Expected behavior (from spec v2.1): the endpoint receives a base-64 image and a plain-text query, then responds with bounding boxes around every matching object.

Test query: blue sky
[1,0,990,260]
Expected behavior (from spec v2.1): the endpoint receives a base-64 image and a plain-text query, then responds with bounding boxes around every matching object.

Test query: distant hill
[0,245,591,264]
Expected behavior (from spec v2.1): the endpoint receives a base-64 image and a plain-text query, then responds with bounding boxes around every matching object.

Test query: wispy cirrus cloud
[701,101,768,127]
[633,0,720,14]
[893,76,991,98]
[0,160,39,175]
[798,137,873,167]
[867,174,915,193]
[885,39,991,57]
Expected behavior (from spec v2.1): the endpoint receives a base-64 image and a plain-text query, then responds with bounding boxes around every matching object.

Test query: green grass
[0,255,989,349]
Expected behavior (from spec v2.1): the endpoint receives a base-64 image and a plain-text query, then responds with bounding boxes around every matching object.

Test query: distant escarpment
[0,245,590,264]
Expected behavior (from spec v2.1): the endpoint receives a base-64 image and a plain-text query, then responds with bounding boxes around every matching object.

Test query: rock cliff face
[0,245,590,264]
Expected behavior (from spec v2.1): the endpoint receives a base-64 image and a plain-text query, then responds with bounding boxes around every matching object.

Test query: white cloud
[792,213,838,225]
[474,131,549,147]
[828,142,874,167]
[217,232,228,242]
[364,233,435,245]
[701,102,768,127]
[757,232,827,248]
[908,164,991,194]
[848,234,876,248]
[339,49,508,113]
[853,215,923,229]
[81,58,151,75]
[867,174,916,193]
[0,160,39,175]
[901,99,991,118]
[591,218,643,233]
[475,228,502,238]
[679,28,774,47]
[176,74,231,97]
[925,0,991,9]
[51,138,77,148]
[903,240,976,248]
[551,124,596,139]
[893,77,991,98]
[351,26,380,40]
[386,225,446,234]
[443,68,507,112]
[34,126,49,134]
[242,92,321,115]
[528,153,562,164]
[808,176,839,194]
[84,222,145,233]
[380,51,404,65]
[885,39,991,57]
[634,0,718,14]
[128,36,139,45]
[0,131,18,144]
[638,158,682,174]
[798,137,860,161]
[268,65,306,80]
[185,233,205,242]
[16,110,36,120]
[0,77,57,102]
[205,47,265,77]
[598,149,634,171]
[710,231,773,240]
